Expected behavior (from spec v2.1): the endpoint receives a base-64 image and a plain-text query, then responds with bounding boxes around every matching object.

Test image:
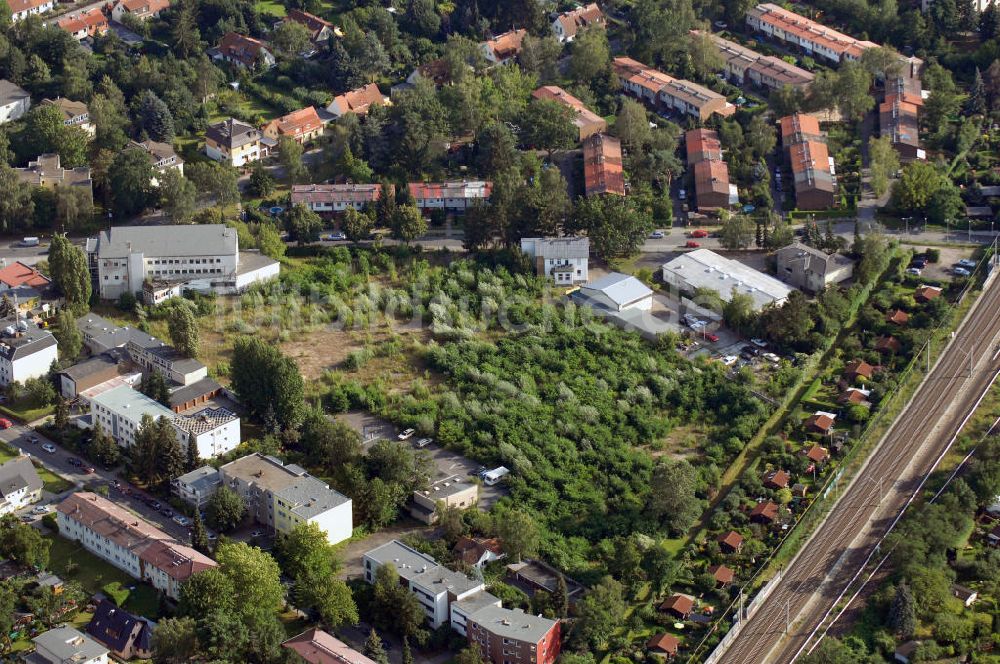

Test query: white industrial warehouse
[661,249,793,311]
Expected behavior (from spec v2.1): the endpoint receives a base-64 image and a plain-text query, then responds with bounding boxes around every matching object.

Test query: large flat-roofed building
[531,86,607,140]
[89,384,176,449]
[56,492,216,599]
[746,3,877,63]
[661,249,793,311]
[577,272,653,312]
[0,455,42,515]
[0,317,57,387]
[775,242,854,293]
[520,237,589,285]
[685,128,738,212]
[85,224,279,301]
[467,606,561,664]
[219,453,352,544]
[362,539,487,628]
[15,153,92,192]
[780,114,835,210]
[583,133,625,197]
[290,183,386,214]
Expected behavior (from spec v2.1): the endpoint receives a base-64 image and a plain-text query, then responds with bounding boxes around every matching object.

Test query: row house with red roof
[9,0,54,22]
[409,181,492,211]
[290,183,388,214]
[57,8,110,40]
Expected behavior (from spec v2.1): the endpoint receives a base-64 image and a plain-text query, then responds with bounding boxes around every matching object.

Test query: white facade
[0,456,42,515]
[0,339,57,387]
[0,322,58,388]
[0,94,30,124]
[89,385,177,449]
[174,408,241,459]
[408,181,492,211]
[520,237,589,285]
[10,0,55,22]
[170,466,221,507]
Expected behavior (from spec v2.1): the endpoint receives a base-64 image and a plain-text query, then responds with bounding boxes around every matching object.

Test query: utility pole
[785,599,791,635]
[926,341,930,374]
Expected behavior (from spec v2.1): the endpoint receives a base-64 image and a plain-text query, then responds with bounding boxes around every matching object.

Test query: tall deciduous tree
[284,204,323,245]
[214,541,285,618]
[256,223,285,259]
[52,309,82,361]
[572,576,625,651]
[647,459,702,536]
[569,27,610,83]
[868,135,900,198]
[0,165,34,232]
[158,169,197,223]
[570,196,653,259]
[206,486,246,532]
[47,234,91,312]
[151,616,199,663]
[167,303,199,358]
[110,147,156,219]
[230,336,306,430]
[496,509,539,562]
[390,205,427,244]
[278,136,308,184]
[519,99,576,158]
[342,207,374,243]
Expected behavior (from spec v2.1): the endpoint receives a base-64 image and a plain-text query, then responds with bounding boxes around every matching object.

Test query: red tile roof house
[763,469,790,490]
[262,106,324,145]
[708,564,735,587]
[583,133,625,197]
[805,411,836,435]
[9,0,55,23]
[282,627,377,664]
[290,183,386,214]
[838,387,871,406]
[481,28,527,65]
[750,500,779,524]
[887,308,909,325]
[214,32,276,69]
[282,9,337,45]
[454,536,505,567]
[804,443,829,464]
[686,128,738,212]
[409,181,492,211]
[780,113,836,210]
[326,83,388,118]
[112,0,170,23]
[0,261,51,291]
[532,86,607,140]
[647,633,680,658]
[659,593,694,619]
[915,285,942,303]
[719,530,744,553]
[874,335,902,354]
[57,8,109,40]
[843,359,874,382]
[551,3,605,43]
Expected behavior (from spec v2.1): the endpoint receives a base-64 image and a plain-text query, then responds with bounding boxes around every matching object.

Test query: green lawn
[0,399,55,423]
[256,0,287,16]
[45,535,161,619]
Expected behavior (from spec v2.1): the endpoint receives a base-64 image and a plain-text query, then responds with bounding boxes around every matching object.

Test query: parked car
[682,314,703,328]
[678,189,687,200]
[957,259,977,269]
[82,466,95,474]
[703,332,719,342]
[685,240,701,248]
[763,352,781,363]
[0,418,12,429]
[398,428,415,440]
[329,231,346,241]
[953,267,971,277]
[41,443,56,454]
[740,345,760,357]
[67,457,82,467]
[33,505,51,514]
[911,257,927,269]
[649,230,665,239]
[751,338,768,348]
[905,267,922,275]
[147,500,162,511]
[28,436,38,444]
[173,515,191,527]
[162,509,174,518]
[690,229,709,238]
[415,438,433,448]
[721,355,739,366]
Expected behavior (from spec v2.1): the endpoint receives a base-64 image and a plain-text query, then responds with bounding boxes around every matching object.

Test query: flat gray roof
[92,224,238,259]
[220,453,307,493]
[468,605,558,643]
[662,249,793,311]
[365,539,482,596]
[174,465,221,492]
[0,318,56,362]
[32,627,109,663]
[90,384,175,421]
[580,272,652,307]
[275,476,351,519]
[60,355,118,381]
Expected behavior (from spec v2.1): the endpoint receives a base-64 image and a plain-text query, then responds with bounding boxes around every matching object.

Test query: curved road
[719,270,1000,664]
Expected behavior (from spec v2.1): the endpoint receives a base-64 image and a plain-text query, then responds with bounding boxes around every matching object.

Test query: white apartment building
[56,492,216,600]
[219,453,353,544]
[170,465,221,507]
[0,455,42,515]
[0,318,58,387]
[520,237,590,285]
[89,385,177,449]
[85,224,279,301]
[9,0,55,23]
[362,540,490,629]
[172,407,241,459]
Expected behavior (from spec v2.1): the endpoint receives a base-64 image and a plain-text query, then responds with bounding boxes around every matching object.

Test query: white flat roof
[662,249,793,311]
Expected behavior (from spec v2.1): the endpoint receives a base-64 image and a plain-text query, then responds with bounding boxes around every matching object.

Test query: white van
[481,466,510,486]
[21,237,39,247]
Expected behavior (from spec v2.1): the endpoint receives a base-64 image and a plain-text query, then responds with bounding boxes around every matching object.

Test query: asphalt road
[3,423,195,541]
[717,269,1000,664]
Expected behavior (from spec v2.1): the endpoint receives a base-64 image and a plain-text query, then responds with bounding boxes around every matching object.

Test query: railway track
[718,272,1000,664]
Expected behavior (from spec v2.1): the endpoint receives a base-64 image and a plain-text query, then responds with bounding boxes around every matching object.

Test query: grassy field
[256,0,287,16]
[45,534,161,619]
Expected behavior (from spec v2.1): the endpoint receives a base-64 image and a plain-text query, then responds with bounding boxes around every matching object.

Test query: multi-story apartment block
[85,224,278,302]
[408,181,492,211]
[0,455,42,515]
[89,385,177,449]
[171,465,222,507]
[362,540,489,629]
[172,407,241,460]
[205,118,263,167]
[520,237,590,285]
[467,605,561,664]
[56,492,216,599]
[0,317,58,387]
[290,183,386,214]
[219,453,352,544]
